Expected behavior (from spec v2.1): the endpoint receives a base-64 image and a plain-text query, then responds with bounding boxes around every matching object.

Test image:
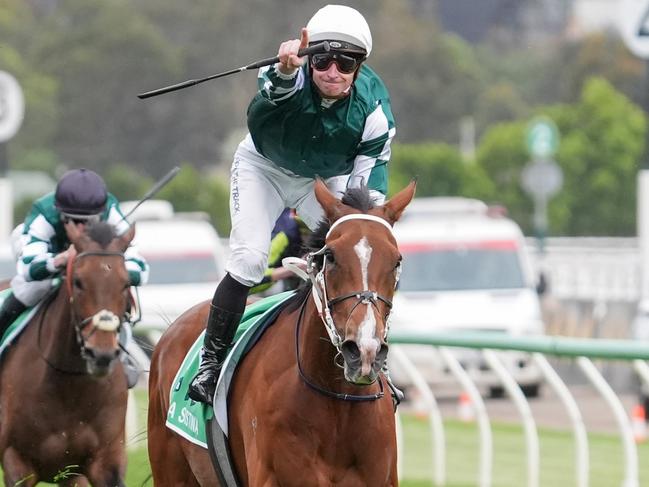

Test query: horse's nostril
[340,341,361,365]
[95,355,112,368]
[377,344,389,363]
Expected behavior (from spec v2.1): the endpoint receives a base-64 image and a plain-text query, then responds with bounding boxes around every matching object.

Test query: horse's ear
[118,224,136,250]
[380,180,416,225]
[314,178,345,222]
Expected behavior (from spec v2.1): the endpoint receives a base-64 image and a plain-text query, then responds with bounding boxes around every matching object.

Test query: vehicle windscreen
[144,253,221,284]
[398,240,525,292]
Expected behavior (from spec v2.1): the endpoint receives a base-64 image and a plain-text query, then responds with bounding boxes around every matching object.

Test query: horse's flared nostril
[95,354,113,368]
[84,346,120,376]
[375,343,389,370]
[340,340,362,369]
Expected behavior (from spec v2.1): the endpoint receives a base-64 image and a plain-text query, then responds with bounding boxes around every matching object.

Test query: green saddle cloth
[0,289,42,356]
[165,290,295,448]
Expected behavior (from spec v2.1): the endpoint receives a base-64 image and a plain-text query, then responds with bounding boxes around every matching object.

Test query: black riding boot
[187,305,243,404]
[0,294,27,340]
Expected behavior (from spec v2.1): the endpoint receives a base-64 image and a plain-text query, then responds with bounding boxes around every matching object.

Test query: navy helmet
[55,168,107,219]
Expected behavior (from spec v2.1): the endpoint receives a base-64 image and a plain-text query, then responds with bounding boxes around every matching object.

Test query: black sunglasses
[310,52,363,74]
[62,214,101,225]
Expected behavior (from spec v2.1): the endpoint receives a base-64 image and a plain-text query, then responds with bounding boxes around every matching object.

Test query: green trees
[2,1,649,236]
[476,78,646,236]
[389,143,493,200]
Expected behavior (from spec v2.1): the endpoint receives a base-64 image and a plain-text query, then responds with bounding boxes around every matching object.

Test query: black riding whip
[121,166,181,222]
[138,41,330,99]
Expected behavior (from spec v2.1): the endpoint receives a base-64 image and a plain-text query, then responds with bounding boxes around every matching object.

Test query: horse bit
[285,214,402,401]
[65,250,128,362]
[302,214,401,350]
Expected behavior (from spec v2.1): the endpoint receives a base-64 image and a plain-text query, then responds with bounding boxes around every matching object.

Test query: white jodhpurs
[10,274,55,307]
[225,136,383,287]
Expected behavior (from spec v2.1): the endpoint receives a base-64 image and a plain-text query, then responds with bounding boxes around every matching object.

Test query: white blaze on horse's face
[354,237,380,377]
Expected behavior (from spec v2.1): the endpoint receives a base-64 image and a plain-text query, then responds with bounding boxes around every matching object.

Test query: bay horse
[148,179,416,486]
[0,221,135,486]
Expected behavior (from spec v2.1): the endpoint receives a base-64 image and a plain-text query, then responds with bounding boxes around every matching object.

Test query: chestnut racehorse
[0,221,135,486]
[148,179,416,486]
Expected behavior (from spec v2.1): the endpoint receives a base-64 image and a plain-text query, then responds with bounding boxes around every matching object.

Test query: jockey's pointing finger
[278,29,309,75]
[299,27,309,51]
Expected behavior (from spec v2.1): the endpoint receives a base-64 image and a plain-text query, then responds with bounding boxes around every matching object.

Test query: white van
[122,200,227,352]
[390,197,545,397]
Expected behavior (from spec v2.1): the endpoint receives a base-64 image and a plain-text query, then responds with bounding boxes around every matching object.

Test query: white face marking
[354,237,379,368]
[354,237,371,289]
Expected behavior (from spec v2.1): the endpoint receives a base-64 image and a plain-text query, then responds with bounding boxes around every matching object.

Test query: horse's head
[65,220,135,377]
[308,179,415,385]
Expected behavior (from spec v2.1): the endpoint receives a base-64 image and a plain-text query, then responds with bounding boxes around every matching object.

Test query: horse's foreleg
[58,475,90,487]
[85,446,126,487]
[2,447,39,487]
[148,419,202,486]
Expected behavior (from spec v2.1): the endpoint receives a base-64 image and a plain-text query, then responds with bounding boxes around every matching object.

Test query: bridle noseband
[294,213,402,402]
[65,250,127,366]
[306,214,400,351]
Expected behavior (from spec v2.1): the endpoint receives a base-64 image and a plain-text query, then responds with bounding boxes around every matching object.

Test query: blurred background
[4,2,649,484]
[2,0,649,341]
[0,0,646,237]
[2,0,648,337]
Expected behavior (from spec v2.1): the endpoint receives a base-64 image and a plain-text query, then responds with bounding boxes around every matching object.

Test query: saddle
[0,289,44,357]
[165,291,295,485]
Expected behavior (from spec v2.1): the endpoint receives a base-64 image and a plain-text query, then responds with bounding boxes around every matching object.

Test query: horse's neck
[37,288,83,368]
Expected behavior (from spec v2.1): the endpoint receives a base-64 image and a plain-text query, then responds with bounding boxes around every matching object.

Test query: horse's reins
[294,292,384,401]
[67,251,126,351]
[35,287,89,375]
[36,250,128,374]
[292,213,402,402]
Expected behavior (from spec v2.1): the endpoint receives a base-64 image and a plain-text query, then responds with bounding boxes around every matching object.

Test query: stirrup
[121,353,141,389]
[385,377,405,412]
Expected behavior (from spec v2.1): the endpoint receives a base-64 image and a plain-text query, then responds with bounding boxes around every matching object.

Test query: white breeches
[10,274,55,307]
[226,136,384,287]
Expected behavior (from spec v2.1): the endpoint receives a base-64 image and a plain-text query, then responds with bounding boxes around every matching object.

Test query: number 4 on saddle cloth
[166,290,295,448]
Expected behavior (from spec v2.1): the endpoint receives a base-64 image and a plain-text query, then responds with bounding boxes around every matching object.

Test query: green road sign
[526,117,559,159]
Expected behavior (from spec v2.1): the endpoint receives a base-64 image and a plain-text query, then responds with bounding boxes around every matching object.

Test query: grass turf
[1,399,648,486]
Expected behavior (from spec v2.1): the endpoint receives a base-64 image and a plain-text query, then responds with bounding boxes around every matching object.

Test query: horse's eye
[73,278,84,290]
[324,249,335,264]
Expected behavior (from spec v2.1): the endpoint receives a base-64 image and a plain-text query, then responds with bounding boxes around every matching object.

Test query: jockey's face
[61,213,101,226]
[311,59,357,99]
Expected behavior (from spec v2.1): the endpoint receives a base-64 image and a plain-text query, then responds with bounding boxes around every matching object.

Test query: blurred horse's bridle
[66,251,128,364]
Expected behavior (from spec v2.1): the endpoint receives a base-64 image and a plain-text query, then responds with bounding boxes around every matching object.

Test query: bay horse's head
[64,220,135,377]
[307,179,415,385]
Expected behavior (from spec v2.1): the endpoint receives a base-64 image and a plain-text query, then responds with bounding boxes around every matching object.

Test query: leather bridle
[65,250,128,365]
[293,213,402,402]
[305,214,401,352]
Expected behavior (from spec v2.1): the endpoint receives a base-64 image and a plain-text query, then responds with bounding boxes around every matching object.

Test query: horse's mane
[303,185,378,254]
[86,221,116,248]
[289,185,379,309]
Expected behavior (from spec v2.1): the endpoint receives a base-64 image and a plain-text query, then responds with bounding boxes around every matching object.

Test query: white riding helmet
[306,5,373,57]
